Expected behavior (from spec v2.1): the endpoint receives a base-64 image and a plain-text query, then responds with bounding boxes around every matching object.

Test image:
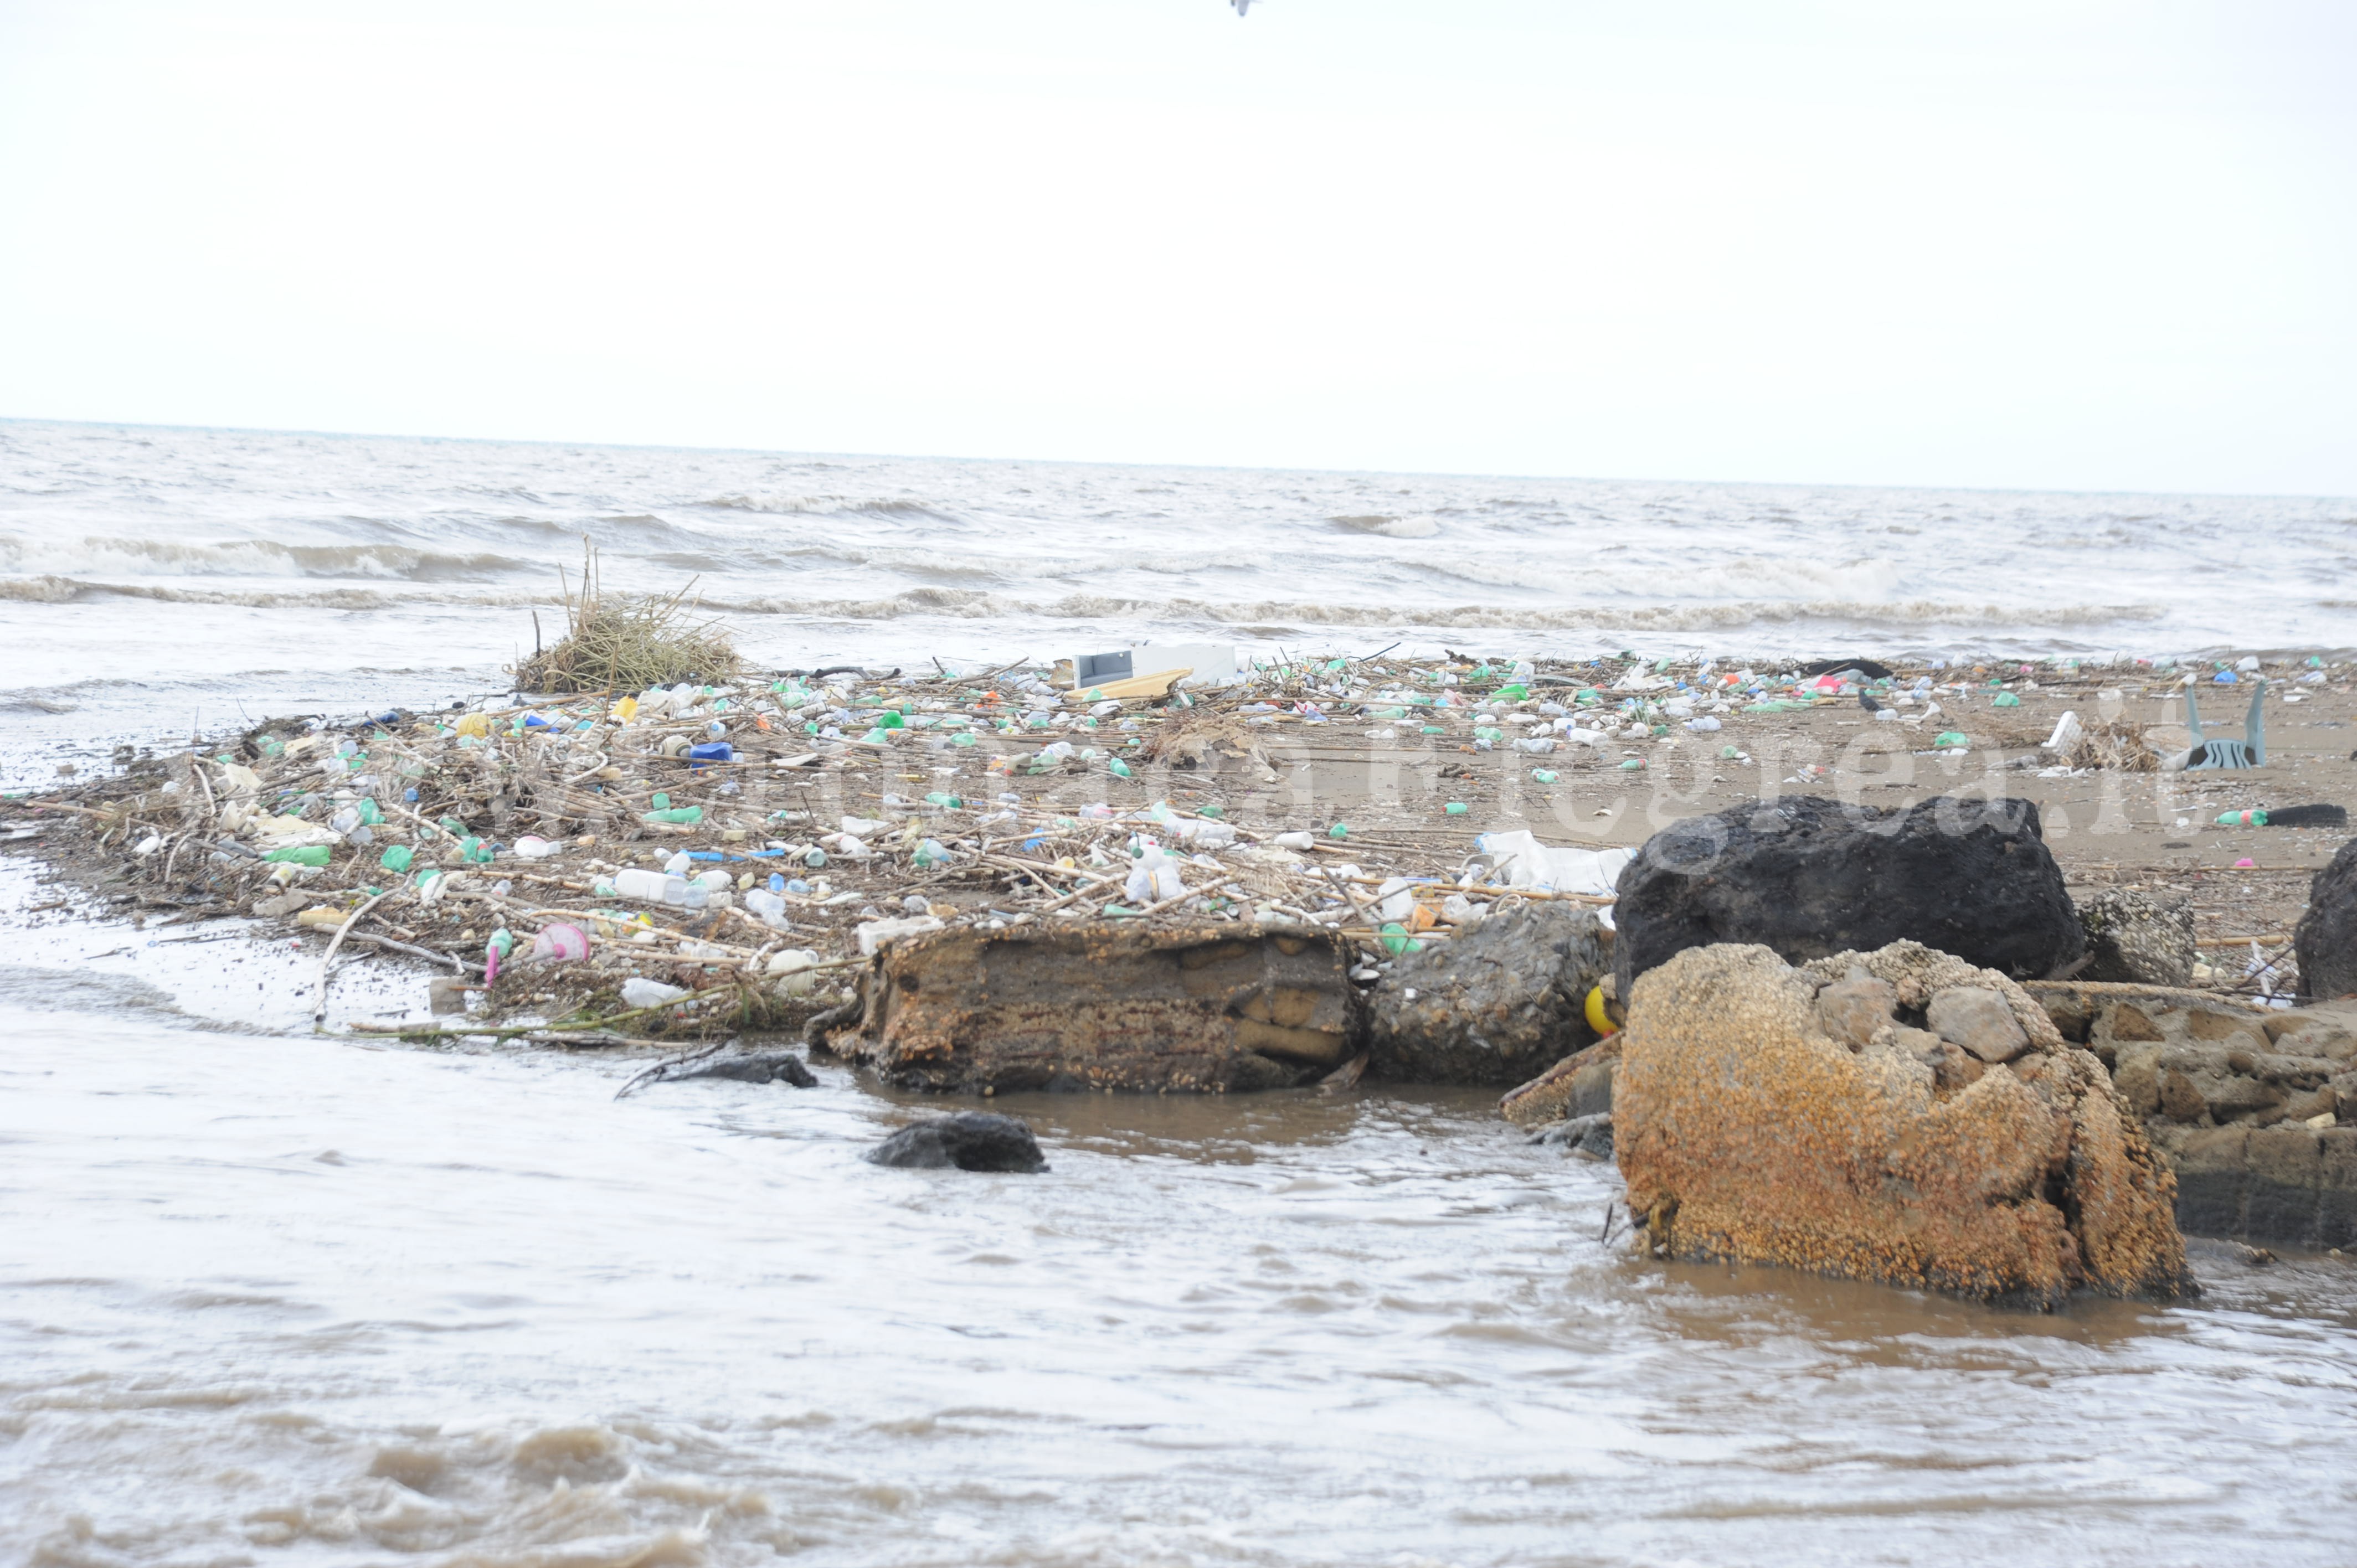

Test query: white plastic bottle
[613,868,688,905]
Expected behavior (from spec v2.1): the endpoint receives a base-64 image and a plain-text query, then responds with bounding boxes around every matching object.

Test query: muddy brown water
[6,935,2357,1568]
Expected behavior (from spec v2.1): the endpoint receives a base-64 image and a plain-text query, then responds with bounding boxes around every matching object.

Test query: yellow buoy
[1585,983,1618,1037]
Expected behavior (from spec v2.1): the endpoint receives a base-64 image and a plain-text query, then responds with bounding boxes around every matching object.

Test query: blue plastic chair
[2179,678,2265,769]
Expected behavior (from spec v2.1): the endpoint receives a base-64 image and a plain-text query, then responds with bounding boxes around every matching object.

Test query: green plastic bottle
[264,844,332,867]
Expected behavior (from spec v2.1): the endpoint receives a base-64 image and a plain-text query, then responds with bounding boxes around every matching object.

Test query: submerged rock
[2295,840,2357,1000]
[1612,795,2084,997]
[865,1112,1048,1172]
[2078,888,2197,987]
[1614,940,2192,1308]
[1529,1111,1614,1161]
[1365,902,1608,1086]
[661,1051,817,1087]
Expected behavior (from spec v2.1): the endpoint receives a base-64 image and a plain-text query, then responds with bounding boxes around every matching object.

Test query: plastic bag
[1473,829,1632,897]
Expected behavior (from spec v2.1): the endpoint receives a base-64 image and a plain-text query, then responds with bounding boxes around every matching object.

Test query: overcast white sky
[1,1,2351,493]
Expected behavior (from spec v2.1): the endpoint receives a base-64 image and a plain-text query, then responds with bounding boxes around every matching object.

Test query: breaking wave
[702,492,946,518]
[1328,514,1442,539]
[0,574,2170,636]
[0,536,527,581]
[696,587,2169,634]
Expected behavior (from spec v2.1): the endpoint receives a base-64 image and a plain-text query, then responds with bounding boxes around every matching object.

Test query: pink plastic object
[2234,858,2256,868]
[531,922,591,962]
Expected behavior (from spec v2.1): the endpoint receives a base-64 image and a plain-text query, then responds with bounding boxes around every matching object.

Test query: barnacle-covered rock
[1614,941,2192,1308]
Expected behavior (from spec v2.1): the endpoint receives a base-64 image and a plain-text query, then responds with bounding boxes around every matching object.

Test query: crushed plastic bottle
[620,977,689,1010]
[1123,846,1186,905]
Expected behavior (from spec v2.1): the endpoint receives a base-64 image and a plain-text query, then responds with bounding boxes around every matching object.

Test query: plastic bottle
[264,845,332,867]
[643,806,704,826]
[745,889,788,924]
[613,868,688,905]
[621,977,688,1010]
[1124,847,1186,904]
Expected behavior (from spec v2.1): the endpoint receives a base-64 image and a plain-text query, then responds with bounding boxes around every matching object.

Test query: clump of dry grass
[513,545,741,695]
[1138,708,1257,768]
[2065,719,2160,773]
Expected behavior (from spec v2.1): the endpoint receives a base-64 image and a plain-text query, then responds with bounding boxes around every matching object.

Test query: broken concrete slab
[822,920,1355,1094]
[1499,1036,1620,1127]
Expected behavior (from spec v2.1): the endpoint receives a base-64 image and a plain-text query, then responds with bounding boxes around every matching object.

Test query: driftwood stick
[313,889,396,1025]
